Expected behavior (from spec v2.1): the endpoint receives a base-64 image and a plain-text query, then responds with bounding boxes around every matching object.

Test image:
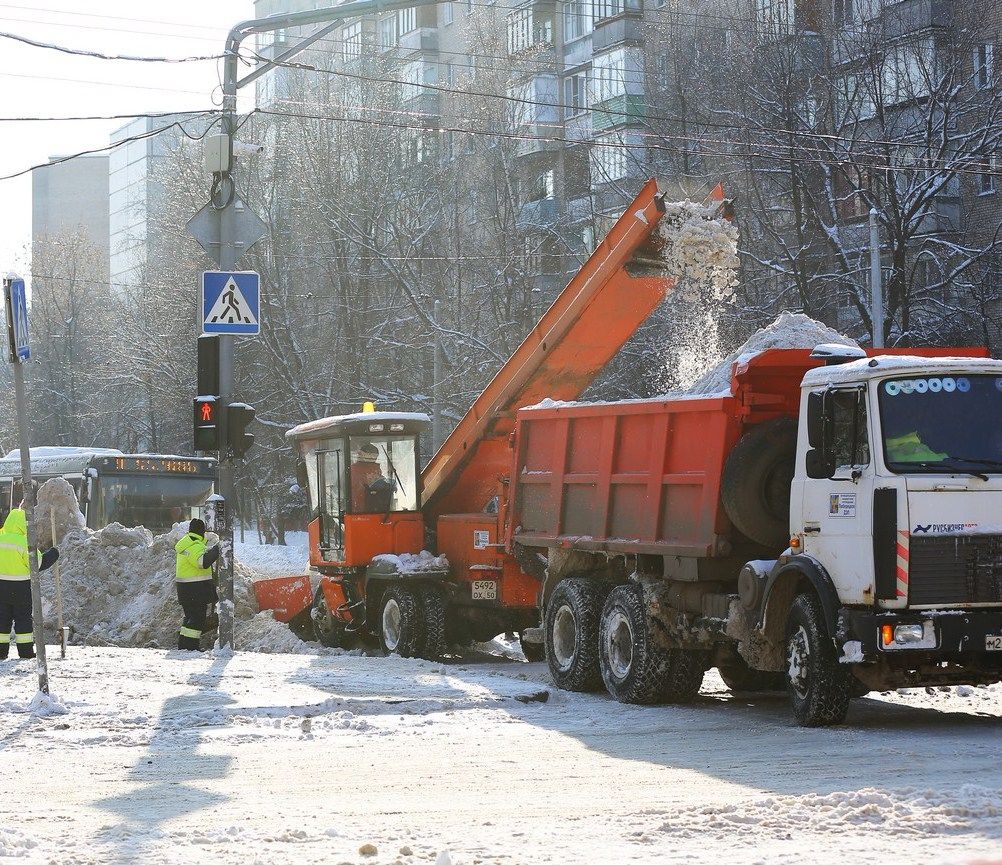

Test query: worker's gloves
[201,544,221,569]
[40,548,59,572]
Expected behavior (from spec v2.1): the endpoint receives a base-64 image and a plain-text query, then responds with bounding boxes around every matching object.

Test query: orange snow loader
[263,179,729,658]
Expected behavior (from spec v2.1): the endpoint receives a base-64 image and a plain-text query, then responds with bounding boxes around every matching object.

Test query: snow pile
[654,785,1002,839]
[34,476,86,548]
[0,828,36,857]
[235,611,327,655]
[372,551,449,573]
[685,311,861,395]
[28,690,69,716]
[655,199,740,297]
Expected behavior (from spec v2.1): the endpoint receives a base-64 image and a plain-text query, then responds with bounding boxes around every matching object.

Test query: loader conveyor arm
[423,179,712,517]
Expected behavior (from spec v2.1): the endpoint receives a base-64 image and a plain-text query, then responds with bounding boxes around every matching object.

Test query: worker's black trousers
[176,580,218,651]
[0,579,34,659]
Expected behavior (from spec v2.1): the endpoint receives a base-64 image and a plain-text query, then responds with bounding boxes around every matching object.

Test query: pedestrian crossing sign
[202,271,260,336]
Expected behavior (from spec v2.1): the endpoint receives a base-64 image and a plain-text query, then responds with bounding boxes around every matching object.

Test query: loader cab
[286,408,430,568]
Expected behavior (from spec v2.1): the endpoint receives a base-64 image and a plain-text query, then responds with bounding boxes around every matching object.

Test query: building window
[378,16,398,51]
[443,129,455,161]
[592,48,642,103]
[978,153,997,195]
[563,0,594,42]
[594,0,623,21]
[508,7,533,54]
[443,1,454,25]
[975,44,994,90]
[755,0,793,35]
[342,22,362,61]
[833,0,854,27]
[563,70,590,116]
[525,168,555,201]
[398,6,417,35]
[401,60,436,100]
[590,135,629,183]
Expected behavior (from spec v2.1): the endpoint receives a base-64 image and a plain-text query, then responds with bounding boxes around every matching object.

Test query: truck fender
[759,556,840,646]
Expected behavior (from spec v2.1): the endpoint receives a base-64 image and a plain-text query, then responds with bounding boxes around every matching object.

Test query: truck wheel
[721,416,797,549]
[312,587,352,649]
[599,584,672,704]
[379,585,424,658]
[717,652,786,693]
[662,650,706,703]
[418,586,448,660]
[519,633,545,662]
[545,578,606,692]
[785,592,851,726]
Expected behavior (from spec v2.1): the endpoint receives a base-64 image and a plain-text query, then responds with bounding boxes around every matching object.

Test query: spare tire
[721,416,797,549]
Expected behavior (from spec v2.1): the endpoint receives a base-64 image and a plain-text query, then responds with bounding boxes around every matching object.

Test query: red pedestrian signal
[193,396,219,452]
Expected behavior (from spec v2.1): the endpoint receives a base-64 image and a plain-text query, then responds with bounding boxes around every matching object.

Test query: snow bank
[35,491,316,654]
[685,311,861,395]
[35,476,86,548]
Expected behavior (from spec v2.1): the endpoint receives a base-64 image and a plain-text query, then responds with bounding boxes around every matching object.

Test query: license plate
[471,580,497,601]
[987,634,1002,651]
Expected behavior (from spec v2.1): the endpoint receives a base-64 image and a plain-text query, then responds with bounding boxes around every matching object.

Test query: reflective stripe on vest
[0,633,8,644]
[14,632,33,644]
[179,626,201,639]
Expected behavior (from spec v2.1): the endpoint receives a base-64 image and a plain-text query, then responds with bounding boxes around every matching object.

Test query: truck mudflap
[837,608,1002,685]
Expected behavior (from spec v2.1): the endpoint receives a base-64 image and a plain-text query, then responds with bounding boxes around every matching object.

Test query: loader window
[317,444,346,553]
[348,436,419,513]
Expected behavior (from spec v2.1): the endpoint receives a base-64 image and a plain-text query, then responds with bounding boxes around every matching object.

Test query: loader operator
[350,443,391,511]
[0,507,59,661]
[174,518,221,651]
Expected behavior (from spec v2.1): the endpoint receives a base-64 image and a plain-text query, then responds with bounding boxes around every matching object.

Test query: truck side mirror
[807,391,824,448]
[806,447,835,479]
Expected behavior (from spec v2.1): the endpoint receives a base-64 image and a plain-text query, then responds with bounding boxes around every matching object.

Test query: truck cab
[777,348,1002,708]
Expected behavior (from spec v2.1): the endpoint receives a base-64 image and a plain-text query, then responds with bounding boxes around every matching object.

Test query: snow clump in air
[655,199,740,299]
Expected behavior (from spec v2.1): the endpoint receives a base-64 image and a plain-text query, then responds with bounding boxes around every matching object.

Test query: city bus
[0,447,217,534]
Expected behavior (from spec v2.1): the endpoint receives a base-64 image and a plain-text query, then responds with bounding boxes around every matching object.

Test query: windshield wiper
[887,459,989,481]
[944,455,1002,470]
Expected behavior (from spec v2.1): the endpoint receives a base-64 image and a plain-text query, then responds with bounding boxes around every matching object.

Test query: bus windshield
[91,474,215,533]
[879,374,1002,473]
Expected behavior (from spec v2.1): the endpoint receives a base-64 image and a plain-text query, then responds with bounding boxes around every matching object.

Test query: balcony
[398,27,439,54]
[876,0,952,40]
[519,197,559,226]
[591,94,646,131]
[592,13,644,52]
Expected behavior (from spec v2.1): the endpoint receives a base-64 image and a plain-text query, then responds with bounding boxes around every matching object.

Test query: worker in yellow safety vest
[0,507,59,661]
[174,518,220,651]
[885,430,948,464]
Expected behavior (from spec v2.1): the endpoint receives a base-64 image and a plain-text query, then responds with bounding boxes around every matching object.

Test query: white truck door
[800,387,875,605]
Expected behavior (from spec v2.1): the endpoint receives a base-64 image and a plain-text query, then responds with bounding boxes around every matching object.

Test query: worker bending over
[174,518,221,651]
[0,507,59,661]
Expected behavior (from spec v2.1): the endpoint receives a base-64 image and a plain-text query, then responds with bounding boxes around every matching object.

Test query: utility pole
[869,208,884,349]
[3,275,48,694]
[433,299,443,453]
[201,0,445,647]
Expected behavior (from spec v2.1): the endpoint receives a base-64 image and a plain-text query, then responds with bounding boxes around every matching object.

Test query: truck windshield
[348,436,419,513]
[879,374,1002,473]
[92,474,214,533]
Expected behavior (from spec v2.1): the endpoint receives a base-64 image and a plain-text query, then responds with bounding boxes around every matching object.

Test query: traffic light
[227,402,255,458]
[193,396,219,452]
[197,335,220,397]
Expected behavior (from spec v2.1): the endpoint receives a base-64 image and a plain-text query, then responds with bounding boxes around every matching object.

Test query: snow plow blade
[253,575,314,622]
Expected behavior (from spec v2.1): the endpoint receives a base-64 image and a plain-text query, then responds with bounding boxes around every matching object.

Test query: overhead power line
[0,29,224,62]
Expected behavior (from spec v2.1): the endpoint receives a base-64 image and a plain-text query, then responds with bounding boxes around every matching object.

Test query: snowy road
[2,648,1000,865]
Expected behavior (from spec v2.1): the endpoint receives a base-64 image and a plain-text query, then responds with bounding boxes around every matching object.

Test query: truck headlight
[880,621,936,649]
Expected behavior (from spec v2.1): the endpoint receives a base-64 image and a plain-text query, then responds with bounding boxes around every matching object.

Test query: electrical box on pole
[194,396,220,452]
[226,403,256,459]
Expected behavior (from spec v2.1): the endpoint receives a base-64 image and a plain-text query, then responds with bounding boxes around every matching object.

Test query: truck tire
[721,416,797,549]
[379,585,425,658]
[418,586,448,660]
[717,652,786,693]
[312,587,352,649]
[785,592,851,726]
[599,584,673,704]
[519,633,546,663]
[545,578,606,692]
[662,649,706,703]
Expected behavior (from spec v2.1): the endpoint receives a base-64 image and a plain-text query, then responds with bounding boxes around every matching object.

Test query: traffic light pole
[212,0,443,648]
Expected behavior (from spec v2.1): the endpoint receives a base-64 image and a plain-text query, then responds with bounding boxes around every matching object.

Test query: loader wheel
[418,586,448,660]
[785,592,851,727]
[598,584,673,705]
[717,650,786,693]
[312,587,352,650]
[544,578,606,692]
[519,632,545,663]
[721,416,797,549]
[379,585,424,658]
